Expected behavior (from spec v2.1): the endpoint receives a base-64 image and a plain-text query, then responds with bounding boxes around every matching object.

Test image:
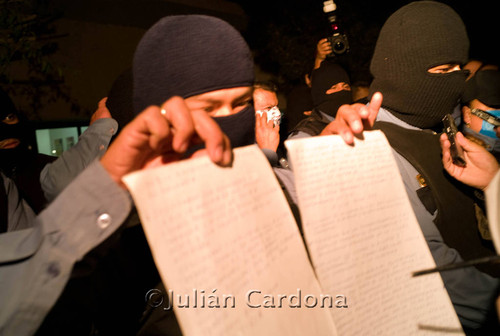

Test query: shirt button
[97,213,112,229]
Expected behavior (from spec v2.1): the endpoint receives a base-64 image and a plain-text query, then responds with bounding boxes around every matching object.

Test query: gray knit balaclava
[369,1,469,129]
[133,15,255,147]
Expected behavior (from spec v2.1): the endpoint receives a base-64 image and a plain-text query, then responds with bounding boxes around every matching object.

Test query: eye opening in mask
[2,113,19,125]
[470,108,500,127]
[427,63,462,74]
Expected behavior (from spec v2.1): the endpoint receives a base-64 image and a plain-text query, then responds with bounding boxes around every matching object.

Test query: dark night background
[1,0,498,121]
[233,0,498,91]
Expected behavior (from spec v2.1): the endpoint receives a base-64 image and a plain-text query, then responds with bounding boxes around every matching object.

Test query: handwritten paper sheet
[123,145,337,336]
[286,131,464,335]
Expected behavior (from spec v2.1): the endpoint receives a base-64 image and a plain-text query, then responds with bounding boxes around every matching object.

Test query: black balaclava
[310,61,352,118]
[461,70,500,160]
[0,88,24,145]
[285,84,313,130]
[133,15,255,148]
[369,1,469,129]
[462,70,500,108]
[0,88,32,176]
[106,68,134,136]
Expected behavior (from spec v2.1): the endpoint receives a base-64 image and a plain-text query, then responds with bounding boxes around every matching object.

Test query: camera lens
[334,41,345,51]
[326,35,348,57]
[332,37,346,54]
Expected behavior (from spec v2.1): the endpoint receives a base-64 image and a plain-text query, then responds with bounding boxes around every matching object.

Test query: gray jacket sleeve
[3,173,36,232]
[391,149,500,330]
[0,160,131,335]
[261,148,278,167]
[273,166,298,206]
[40,118,118,202]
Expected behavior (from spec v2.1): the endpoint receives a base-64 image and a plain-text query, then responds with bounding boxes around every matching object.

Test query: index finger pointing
[367,92,383,125]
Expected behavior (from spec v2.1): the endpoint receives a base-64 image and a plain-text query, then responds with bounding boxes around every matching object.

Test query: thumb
[367,92,382,125]
[98,97,108,108]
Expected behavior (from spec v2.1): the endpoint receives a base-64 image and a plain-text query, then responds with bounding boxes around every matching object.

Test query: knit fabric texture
[133,15,254,114]
[462,70,500,108]
[105,68,134,131]
[369,1,469,128]
[310,61,352,118]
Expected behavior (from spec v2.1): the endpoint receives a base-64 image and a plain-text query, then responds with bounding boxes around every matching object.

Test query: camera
[323,0,350,56]
[327,34,349,55]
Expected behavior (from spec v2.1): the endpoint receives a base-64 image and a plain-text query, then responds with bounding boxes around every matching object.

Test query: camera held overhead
[323,0,350,57]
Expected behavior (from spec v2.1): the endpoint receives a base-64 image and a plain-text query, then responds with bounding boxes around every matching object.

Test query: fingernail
[353,121,362,131]
[214,145,223,162]
[343,132,353,144]
[178,141,188,153]
[224,149,234,166]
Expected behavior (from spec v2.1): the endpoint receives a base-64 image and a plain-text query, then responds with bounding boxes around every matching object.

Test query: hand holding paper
[123,130,464,335]
[101,96,232,188]
[320,92,382,144]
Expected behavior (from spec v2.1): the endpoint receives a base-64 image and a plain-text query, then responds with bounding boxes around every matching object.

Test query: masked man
[461,69,500,161]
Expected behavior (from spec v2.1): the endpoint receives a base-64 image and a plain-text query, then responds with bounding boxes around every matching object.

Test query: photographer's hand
[101,96,232,188]
[314,38,332,69]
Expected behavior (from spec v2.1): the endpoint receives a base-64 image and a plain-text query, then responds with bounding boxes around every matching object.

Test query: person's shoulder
[290,114,329,137]
[354,96,369,104]
[36,153,57,165]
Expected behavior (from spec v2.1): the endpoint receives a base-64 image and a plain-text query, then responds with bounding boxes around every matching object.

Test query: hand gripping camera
[323,0,350,56]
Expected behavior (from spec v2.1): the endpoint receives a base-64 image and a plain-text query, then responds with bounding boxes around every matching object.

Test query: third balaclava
[462,70,500,109]
[106,68,134,136]
[310,61,352,118]
[369,1,469,129]
[0,88,32,176]
[0,88,25,146]
[133,15,255,148]
[461,69,500,160]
